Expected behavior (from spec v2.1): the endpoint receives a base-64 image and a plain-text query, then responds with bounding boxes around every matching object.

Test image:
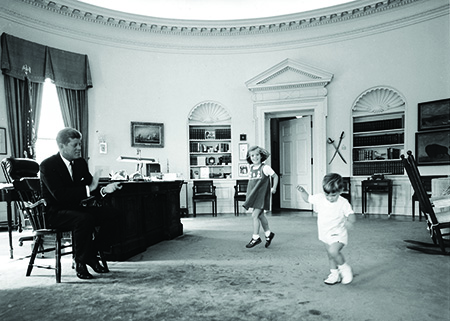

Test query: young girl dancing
[296,173,355,284]
[242,146,279,248]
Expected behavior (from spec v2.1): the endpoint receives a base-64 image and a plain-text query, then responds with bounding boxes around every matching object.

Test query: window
[35,79,65,164]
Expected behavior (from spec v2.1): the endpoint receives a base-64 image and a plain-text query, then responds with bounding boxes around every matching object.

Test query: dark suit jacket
[40,153,100,212]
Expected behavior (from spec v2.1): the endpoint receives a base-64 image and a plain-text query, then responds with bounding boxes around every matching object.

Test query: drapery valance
[1,33,92,90]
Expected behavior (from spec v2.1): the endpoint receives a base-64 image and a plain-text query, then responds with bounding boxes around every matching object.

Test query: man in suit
[40,127,122,279]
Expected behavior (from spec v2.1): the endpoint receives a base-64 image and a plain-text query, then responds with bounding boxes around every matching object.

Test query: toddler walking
[296,173,355,284]
[243,146,278,248]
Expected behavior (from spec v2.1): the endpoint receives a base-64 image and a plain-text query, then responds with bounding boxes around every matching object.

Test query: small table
[362,179,393,217]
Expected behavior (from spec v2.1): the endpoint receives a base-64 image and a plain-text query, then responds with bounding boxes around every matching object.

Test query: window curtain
[1,33,93,160]
[3,75,42,158]
[56,87,89,159]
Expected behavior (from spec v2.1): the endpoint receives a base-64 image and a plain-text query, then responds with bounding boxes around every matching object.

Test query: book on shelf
[197,156,206,166]
[353,160,403,176]
[353,118,403,133]
[353,133,404,147]
[199,167,210,179]
[189,127,231,140]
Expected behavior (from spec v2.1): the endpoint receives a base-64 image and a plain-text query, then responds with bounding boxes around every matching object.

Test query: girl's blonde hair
[246,145,270,164]
[322,173,344,194]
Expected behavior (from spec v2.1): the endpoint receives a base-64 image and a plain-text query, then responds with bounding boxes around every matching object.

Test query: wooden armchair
[233,179,248,216]
[23,198,73,282]
[401,151,450,255]
[192,180,217,217]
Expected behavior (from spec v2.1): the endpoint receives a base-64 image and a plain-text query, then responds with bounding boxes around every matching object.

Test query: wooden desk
[361,179,392,217]
[100,180,184,261]
[0,184,17,258]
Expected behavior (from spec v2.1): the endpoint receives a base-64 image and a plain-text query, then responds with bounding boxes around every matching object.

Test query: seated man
[40,127,122,280]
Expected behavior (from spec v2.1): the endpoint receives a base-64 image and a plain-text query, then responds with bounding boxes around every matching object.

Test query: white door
[279,117,312,210]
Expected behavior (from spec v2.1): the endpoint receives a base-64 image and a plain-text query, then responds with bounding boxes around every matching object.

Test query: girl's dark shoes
[265,232,275,248]
[246,237,262,248]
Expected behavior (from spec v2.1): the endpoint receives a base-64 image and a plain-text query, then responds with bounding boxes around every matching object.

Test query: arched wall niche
[352,86,406,116]
[246,58,333,194]
[188,100,231,125]
[350,86,407,177]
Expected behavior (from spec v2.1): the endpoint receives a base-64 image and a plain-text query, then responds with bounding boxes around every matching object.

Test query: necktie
[68,161,74,179]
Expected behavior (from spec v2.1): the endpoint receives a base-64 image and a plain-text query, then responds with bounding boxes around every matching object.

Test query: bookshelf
[352,113,404,176]
[189,125,232,179]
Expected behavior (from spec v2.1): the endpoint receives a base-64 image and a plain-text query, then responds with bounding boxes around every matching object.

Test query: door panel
[280,117,312,210]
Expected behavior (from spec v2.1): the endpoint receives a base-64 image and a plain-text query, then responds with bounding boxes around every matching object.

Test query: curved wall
[0,0,449,179]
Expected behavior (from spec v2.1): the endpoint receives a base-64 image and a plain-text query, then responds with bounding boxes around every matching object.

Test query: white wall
[0,0,449,182]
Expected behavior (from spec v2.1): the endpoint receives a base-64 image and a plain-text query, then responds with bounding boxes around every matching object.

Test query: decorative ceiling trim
[1,0,446,53]
[188,101,231,124]
[18,0,440,36]
[352,86,406,114]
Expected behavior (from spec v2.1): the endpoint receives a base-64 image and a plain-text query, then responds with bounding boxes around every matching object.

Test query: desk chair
[192,180,217,217]
[341,177,351,204]
[401,151,450,255]
[234,179,248,216]
[1,157,40,243]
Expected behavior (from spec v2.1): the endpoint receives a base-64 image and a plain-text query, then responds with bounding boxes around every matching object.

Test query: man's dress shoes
[86,260,109,273]
[76,263,93,280]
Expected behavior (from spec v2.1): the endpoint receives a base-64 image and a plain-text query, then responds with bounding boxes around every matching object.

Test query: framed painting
[131,122,164,148]
[0,127,6,154]
[238,163,249,177]
[418,98,450,131]
[415,129,450,165]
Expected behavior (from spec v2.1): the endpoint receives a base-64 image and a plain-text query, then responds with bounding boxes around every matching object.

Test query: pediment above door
[245,58,333,93]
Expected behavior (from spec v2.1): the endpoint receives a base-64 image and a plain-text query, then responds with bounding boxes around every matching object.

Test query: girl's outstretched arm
[271,173,279,194]
[296,185,310,203]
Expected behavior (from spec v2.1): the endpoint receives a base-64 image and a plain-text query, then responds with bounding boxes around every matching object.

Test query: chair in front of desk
[23,197,74,282]
[401,151,450,255]
[234,179,248,216]
[192,180,217,217]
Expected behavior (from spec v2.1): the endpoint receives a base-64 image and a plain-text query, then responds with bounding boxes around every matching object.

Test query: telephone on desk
[370,174,386,180]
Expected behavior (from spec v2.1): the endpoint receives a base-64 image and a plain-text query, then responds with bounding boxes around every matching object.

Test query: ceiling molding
[0,0,447,53]
[16,0,444,36]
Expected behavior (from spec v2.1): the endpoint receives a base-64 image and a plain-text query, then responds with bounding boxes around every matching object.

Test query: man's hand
[103,182,123,194]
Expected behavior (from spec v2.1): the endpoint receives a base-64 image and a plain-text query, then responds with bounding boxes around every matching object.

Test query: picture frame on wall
[238,163,249,177]
[0,127,6,154]
[131,122,164,148]
[239,143,248,160]
[418,98,450,131]
[415,129,450,165]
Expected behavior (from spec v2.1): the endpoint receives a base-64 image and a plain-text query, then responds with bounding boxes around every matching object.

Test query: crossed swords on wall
[327,131,347,164]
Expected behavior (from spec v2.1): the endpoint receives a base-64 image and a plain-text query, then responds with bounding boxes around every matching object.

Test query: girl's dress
[243,164,272,210]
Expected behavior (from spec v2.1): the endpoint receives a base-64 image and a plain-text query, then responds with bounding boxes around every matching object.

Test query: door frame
[253,98,327,197]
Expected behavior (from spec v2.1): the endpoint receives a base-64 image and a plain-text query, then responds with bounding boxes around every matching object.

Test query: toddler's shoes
[338,263,353,284]
[324,269,341,285]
